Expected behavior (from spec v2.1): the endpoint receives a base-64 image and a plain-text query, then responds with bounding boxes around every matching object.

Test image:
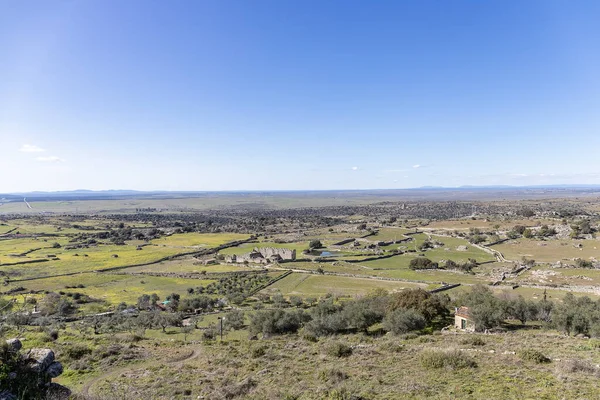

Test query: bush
[225,310,245,330]
[575,258,594,268]
[557,359,598,375]
[387,289,449,323]
[203,324,218,340]
[383,309,426,335]
[249,309,308,337]
[409,258,438,270]
[399,333,419,340]
[519,349,550,364]
[309,239,323,249]
[325,341,353,358]
[47,330,59,341]
[63,344,92,361]
[378,341,404,353]
[460,336,486,346]
[420,349,477,369]
[318,368,349,383]
[250,344,267,358]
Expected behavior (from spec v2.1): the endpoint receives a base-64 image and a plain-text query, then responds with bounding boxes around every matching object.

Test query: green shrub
[557,359,598,375]
[63,344,92,361]
[251,344,267,358]
[383,309,426,335]
[419,349,477,369]
[378,341,404,353]
[318,368,349,383]
[300,329,318,343]
[399,333,419,340]
[325,341,353,358]
[409,257,438,270]
[461,336,486,346]
[519,349,550,364]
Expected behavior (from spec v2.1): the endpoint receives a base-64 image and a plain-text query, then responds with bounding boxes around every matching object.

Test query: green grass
[3,272,217,309]
[64,274,216,306]
[492,238,600,263]
[368,227,412,241]
[77,329,600,400]
[151,233,249,248]
[124,258,259,274]
[426,235,496,263]
[266,272,426,297]
[1,243,187,279]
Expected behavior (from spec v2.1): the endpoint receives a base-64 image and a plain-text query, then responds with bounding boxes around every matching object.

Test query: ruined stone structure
[226,247,296,264]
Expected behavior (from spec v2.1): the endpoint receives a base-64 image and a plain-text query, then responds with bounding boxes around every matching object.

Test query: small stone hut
[454,306,474,331]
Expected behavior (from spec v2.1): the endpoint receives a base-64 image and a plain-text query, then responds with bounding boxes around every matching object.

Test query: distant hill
[2,185,600,203]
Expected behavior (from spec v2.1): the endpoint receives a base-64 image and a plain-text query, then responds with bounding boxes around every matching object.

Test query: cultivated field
[2,194,600,399]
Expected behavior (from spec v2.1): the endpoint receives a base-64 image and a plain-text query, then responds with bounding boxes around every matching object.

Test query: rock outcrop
[0,339,70,400]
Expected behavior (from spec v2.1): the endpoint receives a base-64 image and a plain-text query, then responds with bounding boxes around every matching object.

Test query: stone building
[454,306,474,331]
[227,247,296,264]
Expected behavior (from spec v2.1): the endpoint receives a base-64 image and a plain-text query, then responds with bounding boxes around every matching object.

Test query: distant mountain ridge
[2,184,600,203]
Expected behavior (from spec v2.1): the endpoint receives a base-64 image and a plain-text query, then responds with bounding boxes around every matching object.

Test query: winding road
[80,347,200,397]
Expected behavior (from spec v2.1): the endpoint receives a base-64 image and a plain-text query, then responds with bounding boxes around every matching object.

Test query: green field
[0,242,187,279]
[266,272,427,297]
[124,257,259,274]
[492,238,600,263]
[151,232,249,247]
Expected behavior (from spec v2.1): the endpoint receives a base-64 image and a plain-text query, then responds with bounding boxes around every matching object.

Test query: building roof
[455,306,471,319]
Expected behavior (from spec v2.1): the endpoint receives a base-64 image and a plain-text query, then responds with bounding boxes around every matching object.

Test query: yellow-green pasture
[1,242,187,279]
[151,232,249,248]
[4,272,216,309]
[492,238,600,263]
[265,272,427,297]
[124,257,259,274]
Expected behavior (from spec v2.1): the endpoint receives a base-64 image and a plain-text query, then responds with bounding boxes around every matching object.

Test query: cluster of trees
[409,257,478,273]
[84,310,184,335]
[248,286,600,338]
[191,273,272,304]
[552,293,600,336]
[409,258,438,270]
[249,289,450,338]
[458,285,555,332]
[507,224,557,240]
[418,239,443,251]
[571,219,596,238]
[466,228,487,244]
[38,293,77,317]
[71,226,163,246]
[443,259,478,273]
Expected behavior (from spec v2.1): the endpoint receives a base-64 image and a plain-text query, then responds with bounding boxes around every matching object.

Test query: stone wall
[232,247,296,264]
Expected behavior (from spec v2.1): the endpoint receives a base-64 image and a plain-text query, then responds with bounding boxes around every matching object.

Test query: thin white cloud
[351,166,358,171]
[412,164,421,169]
[20,144,46,153]
[384,169,409,173]
[36,156,65,163]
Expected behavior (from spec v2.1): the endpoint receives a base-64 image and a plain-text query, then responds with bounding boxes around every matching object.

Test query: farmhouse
[227,247,296,264]
[454,306,474,331]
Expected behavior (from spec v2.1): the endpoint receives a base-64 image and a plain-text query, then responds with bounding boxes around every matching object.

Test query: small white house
[454,306,474,331]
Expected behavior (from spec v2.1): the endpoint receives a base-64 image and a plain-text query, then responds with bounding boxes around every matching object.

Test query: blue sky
[1,0,600,192]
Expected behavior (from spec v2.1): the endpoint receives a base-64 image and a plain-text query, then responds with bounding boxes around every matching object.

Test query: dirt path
[80,347,199,398]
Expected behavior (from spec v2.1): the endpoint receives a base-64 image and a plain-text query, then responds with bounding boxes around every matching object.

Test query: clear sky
[1,0,600,192]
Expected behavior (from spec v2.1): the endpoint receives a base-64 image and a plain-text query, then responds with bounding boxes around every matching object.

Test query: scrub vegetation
[1,194,600,398]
